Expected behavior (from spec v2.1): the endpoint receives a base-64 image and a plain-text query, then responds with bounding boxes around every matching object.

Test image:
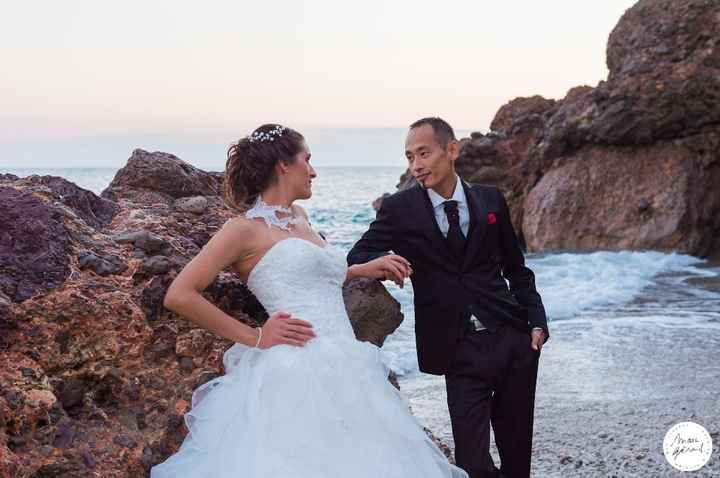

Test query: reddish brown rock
[0,185,74,302]
[520,0,720,257]
[396,168,418,192]
[535,0,720,158]
[342,278,403,347]
[101,149,225,205]
[603,0,720,137]
[175,329,215,359]
[489,95,558,134]
[390,0,720,258]
[523,129,720,254]
[0,154,405,476]
[9,175,118,229]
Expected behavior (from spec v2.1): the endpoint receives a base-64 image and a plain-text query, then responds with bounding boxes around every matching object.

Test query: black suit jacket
[347,180,549,375]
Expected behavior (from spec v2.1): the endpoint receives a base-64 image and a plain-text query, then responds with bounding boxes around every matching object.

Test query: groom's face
[405,124,456,190]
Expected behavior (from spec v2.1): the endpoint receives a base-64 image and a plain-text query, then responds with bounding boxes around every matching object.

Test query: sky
[0,0,638,167]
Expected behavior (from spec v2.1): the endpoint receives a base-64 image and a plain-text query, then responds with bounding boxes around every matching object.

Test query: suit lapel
[462,180,488,270]
[412,184,455,262]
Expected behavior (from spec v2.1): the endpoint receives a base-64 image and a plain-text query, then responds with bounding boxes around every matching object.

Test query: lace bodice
[246,237,354,338]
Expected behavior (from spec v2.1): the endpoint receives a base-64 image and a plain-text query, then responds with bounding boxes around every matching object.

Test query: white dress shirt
[425,175,543,335]
[426,174,470,238]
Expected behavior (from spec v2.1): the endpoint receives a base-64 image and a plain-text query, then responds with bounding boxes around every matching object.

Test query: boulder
[101,149,224,204]
[343,278,404,347]
[0,184,74,302]
[523,129,720,255]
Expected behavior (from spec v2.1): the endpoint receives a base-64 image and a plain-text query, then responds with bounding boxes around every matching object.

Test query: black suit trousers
[445,322,540,478]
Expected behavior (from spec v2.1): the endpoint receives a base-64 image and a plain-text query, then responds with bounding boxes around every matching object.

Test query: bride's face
[283,141,316,200]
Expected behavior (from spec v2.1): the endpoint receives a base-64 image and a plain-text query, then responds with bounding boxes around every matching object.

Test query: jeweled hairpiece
[248,125,286,143]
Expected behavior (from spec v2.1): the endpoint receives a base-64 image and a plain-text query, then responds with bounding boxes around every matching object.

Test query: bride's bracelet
[254,326,263,348]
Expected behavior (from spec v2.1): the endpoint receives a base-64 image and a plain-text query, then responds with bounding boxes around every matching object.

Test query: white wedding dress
[150,236,468,477]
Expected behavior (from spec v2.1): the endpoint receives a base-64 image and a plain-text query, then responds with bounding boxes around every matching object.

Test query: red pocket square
[487,212,497,224]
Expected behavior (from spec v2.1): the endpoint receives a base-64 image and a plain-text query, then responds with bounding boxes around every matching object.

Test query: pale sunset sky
[0,0,638,167]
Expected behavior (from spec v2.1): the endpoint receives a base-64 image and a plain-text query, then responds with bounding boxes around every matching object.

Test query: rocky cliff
[398,0,720,259]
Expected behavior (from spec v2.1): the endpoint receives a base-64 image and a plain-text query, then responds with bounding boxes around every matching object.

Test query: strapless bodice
[246,237,353,337]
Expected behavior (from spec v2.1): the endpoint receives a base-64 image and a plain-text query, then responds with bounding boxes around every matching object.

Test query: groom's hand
[530,328,546,352]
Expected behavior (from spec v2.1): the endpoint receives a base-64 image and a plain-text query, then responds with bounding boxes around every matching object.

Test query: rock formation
[392,0,720,259]
[0,151,405,477]
[101,149,225,205]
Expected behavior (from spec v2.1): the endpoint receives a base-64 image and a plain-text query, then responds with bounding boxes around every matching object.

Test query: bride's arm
[163,219,316,348]
[163,219,262,347]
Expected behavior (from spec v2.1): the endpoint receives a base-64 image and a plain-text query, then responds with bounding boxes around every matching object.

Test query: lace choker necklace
[244,195,300,231]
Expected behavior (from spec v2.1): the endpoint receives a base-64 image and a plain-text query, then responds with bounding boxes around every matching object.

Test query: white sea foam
[382,250,720,377]
[529,250,709,320]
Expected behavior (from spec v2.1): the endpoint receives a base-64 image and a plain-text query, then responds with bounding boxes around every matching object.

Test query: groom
[347,117,549,478]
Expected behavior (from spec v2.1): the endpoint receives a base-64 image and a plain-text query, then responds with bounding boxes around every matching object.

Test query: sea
[6,164,719,373]
[6,151,720,449]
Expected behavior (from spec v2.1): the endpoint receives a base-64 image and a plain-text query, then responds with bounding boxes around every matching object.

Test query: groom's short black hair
[409,117,456,150]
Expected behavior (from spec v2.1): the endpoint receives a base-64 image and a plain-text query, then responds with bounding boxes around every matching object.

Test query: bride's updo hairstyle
[224,123,305,209]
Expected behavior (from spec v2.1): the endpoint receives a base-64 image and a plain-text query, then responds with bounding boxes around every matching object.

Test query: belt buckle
[470,315,485,331]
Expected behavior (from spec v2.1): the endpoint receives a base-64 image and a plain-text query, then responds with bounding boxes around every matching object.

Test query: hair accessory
[248,125,286,143]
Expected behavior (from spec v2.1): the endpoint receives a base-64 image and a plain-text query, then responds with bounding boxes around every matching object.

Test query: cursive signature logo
[663,421,713,471]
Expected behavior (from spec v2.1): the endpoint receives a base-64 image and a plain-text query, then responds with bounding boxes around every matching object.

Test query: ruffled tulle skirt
[150,334,468,477]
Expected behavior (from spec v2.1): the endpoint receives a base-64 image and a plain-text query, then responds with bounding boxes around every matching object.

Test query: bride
[150,124,468,477]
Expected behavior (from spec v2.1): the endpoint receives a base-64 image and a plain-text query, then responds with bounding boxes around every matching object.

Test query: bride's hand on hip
[363,255,413,288]
[257,311,316,349]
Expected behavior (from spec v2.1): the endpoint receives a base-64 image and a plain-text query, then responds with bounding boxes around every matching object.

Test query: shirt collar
[426,174,467,210]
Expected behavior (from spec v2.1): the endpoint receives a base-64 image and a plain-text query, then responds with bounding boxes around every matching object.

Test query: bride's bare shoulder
[209,216,268,270]
[219,215,266,241]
